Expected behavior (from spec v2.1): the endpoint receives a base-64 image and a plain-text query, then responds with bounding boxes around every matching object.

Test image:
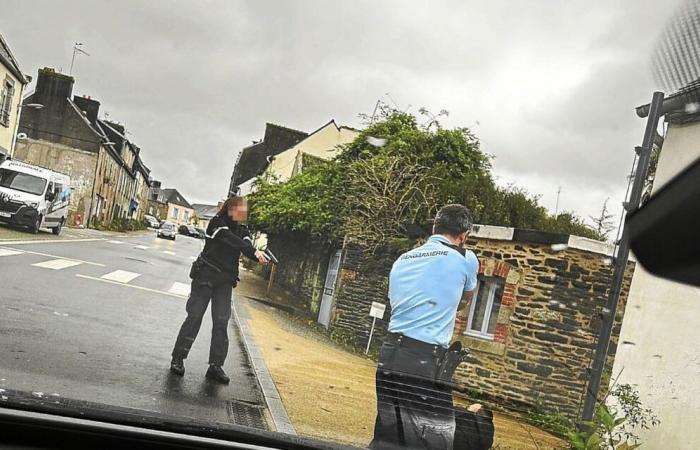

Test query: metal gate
[318,249,342,327]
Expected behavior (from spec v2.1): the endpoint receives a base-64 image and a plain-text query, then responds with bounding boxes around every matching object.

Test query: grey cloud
[0,0,687,212]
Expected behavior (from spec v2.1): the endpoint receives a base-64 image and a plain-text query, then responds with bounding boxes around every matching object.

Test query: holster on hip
[436,340,471,382]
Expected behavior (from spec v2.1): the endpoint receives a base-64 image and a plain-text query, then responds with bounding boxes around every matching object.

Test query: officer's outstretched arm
[211,227,257,260]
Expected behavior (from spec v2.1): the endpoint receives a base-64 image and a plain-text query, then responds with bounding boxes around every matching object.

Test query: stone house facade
[17,68,152,226]
[147,180,169,220]
[265,225,633,417]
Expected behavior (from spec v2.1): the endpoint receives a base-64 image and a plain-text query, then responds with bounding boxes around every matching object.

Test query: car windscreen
[0,168,47,196]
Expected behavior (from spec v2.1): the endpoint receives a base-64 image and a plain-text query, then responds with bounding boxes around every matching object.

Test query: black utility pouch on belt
[189,256,222,279]
[189,258,204,279]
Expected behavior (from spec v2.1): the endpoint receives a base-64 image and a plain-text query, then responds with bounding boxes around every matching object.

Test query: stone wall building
[265,225,633,417]
[17,68,152,225]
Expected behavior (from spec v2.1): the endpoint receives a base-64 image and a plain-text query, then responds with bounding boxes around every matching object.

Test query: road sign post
[366,302,386,354]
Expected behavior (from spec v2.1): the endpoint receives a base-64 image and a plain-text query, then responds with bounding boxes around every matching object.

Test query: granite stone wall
[327,234,634,416]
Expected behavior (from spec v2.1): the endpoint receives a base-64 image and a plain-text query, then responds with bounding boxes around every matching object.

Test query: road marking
[0,238,105,245]
[101,270,140,283]
[0,249,23,257]
[75,274,187,299]
[163,250,176,256]
[0,246,105,267]
[168,282,190,297]
[188,256,197,261]
[133,245,150,250]
[32,259,83,270]
[107,240,124,244]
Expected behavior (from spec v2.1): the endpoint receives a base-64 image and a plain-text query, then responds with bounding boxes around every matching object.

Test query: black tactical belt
[385,332,447,357]
[199,255,222,273]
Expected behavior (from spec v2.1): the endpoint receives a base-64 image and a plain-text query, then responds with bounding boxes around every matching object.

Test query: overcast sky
[1,0,685,231]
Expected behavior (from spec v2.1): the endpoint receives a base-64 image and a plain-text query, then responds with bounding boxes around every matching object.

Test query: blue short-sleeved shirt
[387,235,479,347]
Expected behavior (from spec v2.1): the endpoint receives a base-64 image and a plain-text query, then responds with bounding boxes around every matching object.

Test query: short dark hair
[433,204,473,236]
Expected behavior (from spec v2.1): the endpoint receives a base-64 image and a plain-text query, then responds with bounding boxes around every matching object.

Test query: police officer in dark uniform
[170,196,268,384]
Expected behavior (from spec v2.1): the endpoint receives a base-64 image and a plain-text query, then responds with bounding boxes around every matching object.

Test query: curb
[232,298,297,435]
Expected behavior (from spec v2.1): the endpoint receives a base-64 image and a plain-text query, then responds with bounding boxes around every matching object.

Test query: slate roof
[162,188,193,209]
[230,123,308,189]
[192,203,219,220]
[0,32,28,84]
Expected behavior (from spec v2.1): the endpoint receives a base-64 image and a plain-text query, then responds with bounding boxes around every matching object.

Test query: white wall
[265,122,358,182]
[611,121,700,449]
[0,65,24,156]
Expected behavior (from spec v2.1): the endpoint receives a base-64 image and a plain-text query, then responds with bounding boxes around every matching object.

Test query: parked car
[194,227,206,239]
[144,215,160,228]
[157,222,177,240]
[178,224,199,237]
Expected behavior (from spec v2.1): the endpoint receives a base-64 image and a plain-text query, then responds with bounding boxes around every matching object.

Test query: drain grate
[226,400,266,429]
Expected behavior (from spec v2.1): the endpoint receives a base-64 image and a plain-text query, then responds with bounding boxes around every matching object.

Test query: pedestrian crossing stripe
[168,282,190,297]
[101,270,140,284]
[32,259,83,270]
[107,240,124,244]
[133,245,149,250]
[0,249,23,257]
[163,251,176,256]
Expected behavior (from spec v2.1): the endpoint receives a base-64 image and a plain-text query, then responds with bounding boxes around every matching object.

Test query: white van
[0,159,71,235]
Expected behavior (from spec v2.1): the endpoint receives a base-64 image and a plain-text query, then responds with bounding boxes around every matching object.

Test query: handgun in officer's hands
[263,248,279,265]
[253,248,279,265]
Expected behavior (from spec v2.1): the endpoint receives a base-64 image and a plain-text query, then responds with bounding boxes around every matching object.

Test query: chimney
[73,95,100,125]
[33,68,74,108]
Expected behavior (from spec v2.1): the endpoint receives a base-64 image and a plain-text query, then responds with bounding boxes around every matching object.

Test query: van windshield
[0,168,47,196]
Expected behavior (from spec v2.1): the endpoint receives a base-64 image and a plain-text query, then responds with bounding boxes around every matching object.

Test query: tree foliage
[248,105,604,246]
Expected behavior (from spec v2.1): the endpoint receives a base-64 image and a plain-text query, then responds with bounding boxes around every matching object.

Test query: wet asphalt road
[0,231,266,428]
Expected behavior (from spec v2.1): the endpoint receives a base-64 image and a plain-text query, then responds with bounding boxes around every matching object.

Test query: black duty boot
[170,357,185,376]
[206,364,230,384]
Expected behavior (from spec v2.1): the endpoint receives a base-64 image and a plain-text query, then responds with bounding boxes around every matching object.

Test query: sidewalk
[235,270,565,449]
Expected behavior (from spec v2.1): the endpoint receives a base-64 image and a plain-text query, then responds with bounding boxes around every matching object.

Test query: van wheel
[31,215,42,234]
[52,218,64,236]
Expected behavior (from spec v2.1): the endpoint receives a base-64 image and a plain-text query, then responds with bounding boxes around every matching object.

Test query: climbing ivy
[248,106,604,246]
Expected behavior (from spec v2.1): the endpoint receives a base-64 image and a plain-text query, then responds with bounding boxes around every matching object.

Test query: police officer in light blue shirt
[371,204,479,450]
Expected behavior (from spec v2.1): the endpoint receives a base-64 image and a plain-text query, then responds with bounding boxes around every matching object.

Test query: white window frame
[465,277,503,340]
[0,77,15,127]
